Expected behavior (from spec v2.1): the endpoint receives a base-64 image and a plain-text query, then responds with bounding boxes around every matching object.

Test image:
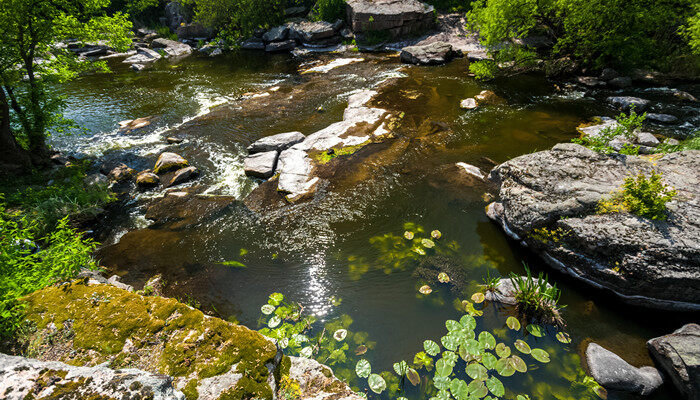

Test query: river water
[51,50,695,400]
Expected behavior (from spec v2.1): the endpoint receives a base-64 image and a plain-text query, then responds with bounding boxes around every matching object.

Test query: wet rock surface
[247,131,306,153]
[347,0,435,37]
[400,41,460,65]
[486,143,700,310]
[0,353,186,400]
[586,343,664,395]
[244,151,279,179]
[647,324,700,399]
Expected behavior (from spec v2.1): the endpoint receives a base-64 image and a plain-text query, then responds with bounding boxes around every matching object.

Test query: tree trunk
[0,88,32,176]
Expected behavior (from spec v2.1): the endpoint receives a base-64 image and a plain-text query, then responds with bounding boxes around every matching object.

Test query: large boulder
[647,324,700,399]
[607,96,651,112]
[400,42,459,65]
[136,171,160,188]
[585,343,663,395]
[154,152,188,174]
[175,23,213,40]
[107,163,136,182]
[0,353,185,400]
[247,131,306,153]
[266,40,296,52]
[151,38,192,57]
[288,21,338,44]
[165,1,186,31]
[244,151,279,179]
[123,48,162,64]
[346,0,435,37]
[165,166,199,187]
[262,25,289,43]
[486,144,700,310]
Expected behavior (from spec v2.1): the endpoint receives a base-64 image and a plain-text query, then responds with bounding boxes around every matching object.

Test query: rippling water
[51,50,695,400]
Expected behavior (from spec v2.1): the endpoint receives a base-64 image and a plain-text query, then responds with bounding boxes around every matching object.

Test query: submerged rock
[646,113,678,124]
[165,166,199,187]
[244,151,279,179]
[266,40,296,52]
[607,96,650,112]
[0,353,186,400]
[586,343,663,395]
[460,98,478,109]
[486,143,700,310]
[400,41,459,65]
[107,163,136,182]
[647,324,700,399]
[241,38,265,50]
[136,171,160,188]
[154,152,189,174]
[247,131,306,153]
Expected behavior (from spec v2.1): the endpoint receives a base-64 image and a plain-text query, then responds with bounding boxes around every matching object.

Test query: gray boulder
[123,48,162,64]
[586,343,663,395]
[608,96,651,112]
[635,131,660,147]
[241,38,265,50]
[486,143,700,310]
[600,68,619,81]
[262,25,289,42]
[244,151,278,179]
[608,76,632,88]
[288,21,337,43]
[248,131,306,153]
[460,98,478,110]
[0,353,185,400]
[151,38,192,57]
[265,40,296,52]
[165,166,199,187]
[165,1,186,31]
[646,113,678,124]
[576,76,605,87]
[647,324,700,399]
[347,0,435,37]
[400,42,459,65]
[154,152,188,174]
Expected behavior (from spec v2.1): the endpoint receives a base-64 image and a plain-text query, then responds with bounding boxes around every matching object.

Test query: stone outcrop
[154,152,189,174]
[0,353,186,400]
[607,96,651,112]
[346,0,435,37]
[647,324,700,399]
[400,41,460,65]
[247,131,306,154]
[123,48,162,65]
[137,171,160,188]
[585,343,664,395]
[486,143,700,310]
[10,280,362,400]
[151,38,192,57]
[245,151,279,179]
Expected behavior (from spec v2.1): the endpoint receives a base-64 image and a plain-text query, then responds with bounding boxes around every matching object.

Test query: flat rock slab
[248,131,306,153]
[0,353,185,400]
[347,0,435,37]
[123,48,161,64]
[487,143,700,310]
[400,41,458,65]
[647,323,700,399]
[586,343,663,395]
[288,21,337,43]
[266,40,296,52]
[151,38,192,57]
[244,151,279,179]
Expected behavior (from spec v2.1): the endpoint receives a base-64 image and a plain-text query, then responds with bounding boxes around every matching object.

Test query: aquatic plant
[480,271,501,294]
[598,171,677,220]
[509,265,565,327]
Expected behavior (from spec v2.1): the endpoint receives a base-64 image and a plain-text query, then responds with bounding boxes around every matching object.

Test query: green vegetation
[573,108,646,154]
[311,143,367,164]
[509,265,564,327]
[467,0,699,79]
[598,171,677,220]
[655,132,700,153]
[311,0,346,22]
[1,0,132,169]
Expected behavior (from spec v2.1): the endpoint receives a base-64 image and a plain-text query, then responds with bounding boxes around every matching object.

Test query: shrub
[311,0,346,22]
[509,265,564,326]
[0,204,99,343]
[599,171,677,220]
[572,108,645,154]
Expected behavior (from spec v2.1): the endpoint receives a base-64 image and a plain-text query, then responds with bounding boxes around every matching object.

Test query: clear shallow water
[52,51,693,399]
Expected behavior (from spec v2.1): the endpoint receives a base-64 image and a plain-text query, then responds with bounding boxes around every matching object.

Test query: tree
[0,0,132,171]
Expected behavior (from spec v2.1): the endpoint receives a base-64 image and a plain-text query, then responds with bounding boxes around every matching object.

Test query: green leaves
[442,334,460,351]
[260,304,275,315]
[530,348,551,363]
[556,332,572,344]
[367,373,386,393]
[436,358,454,377]
[393,360,409,376]
[478,331,496,350]
[424,340,440,356]
[514,339,531,354]
[486,376,505,397]
[268,292,284,306]
[465,362,488,380]
[526,324,544,337]
[450,378,470,400]
[414,351,434,371]
[356,359,371,378]
[506,316,521,330]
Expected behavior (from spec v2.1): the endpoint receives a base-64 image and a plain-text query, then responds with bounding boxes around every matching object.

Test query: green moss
[182,379,199,400]
[22,282,279,400]
[309,143,368,164]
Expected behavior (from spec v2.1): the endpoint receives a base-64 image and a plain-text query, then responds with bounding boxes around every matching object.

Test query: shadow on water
[50,51,692,400]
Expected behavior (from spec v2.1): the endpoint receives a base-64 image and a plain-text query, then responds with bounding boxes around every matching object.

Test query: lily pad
[468,379,488,398]
[268,315,281,328]
[465,363,488,380]
[278,338,289,349]
[526,323,544,337]
[268,292,284,306]
[481,352,498,370]
[424,340,440,356]
[406,368,420,386]
[495,357,516,377]
[495,343,511,358]
[509,355,527,373]
[356,359,371,378]
[459,314,476,330]
[436,358,454,377]
[462,300,483,316]
[333,329,347,341]
[419,285,433,294]
[446,319,461,332]
[431,230,442,239]
[355,345,368,355]
[531,348,550,363]
[471,292,485,303]
[478,331,496,350]
[442,350,458,364]
[450,378,470,400]
[556,331,572,344]
[260,304,275,315]
[413,247,427,256]
[462,339,483,356]
[441,334,460,351]
[404,231,414,240]
[486,376,505,397]
[368,374,386,394]
[422,238,436,248]
[438,272,450,283]
[506,316,521,330]
[433,375,450,390]
[514,340,531,354]
[393,360,409,376]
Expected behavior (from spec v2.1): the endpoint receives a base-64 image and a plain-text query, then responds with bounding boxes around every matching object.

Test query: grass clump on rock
[510,266,564,327]
[598,171,677,220]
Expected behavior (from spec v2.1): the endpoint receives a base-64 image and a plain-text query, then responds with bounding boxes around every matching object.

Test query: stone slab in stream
[346,0,435,37]
[647,323,700,400]
[486,143,700,310]
[244,150,279,179]
[247,131,306,153]
[585,343,664,395]
[400,41,460,65]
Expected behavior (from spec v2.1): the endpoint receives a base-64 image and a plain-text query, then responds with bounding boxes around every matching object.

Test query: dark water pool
[52,50,692,400]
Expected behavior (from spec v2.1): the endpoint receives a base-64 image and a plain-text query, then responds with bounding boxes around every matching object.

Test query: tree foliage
[180,0,285,40]
[0,0,132,165]
[467,0,699,79]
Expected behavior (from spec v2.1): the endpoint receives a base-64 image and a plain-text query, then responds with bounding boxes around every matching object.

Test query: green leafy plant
[481,270,501,293]
[311,0,346,22]
[598,171,677,220]
[573,108,646,154]
[509,264,564,326]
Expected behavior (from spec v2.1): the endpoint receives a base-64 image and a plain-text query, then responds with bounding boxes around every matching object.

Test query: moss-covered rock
[21,281,279,400]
